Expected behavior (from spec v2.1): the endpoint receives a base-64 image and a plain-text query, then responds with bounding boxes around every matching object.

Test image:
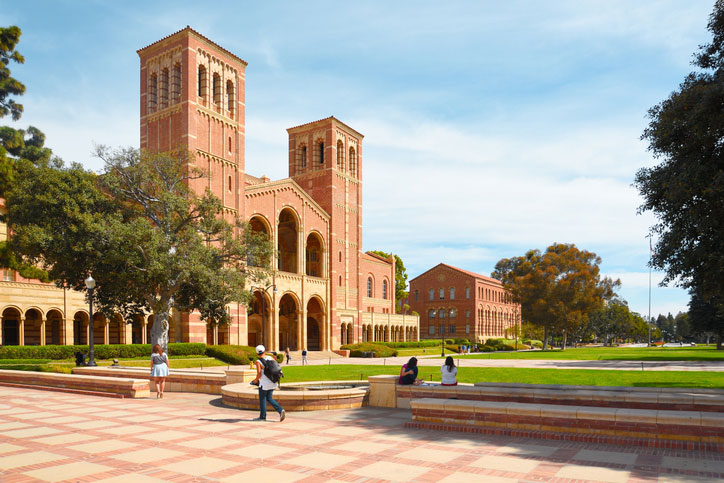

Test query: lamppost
[440,323,445,357]
[257,283,277,349]
[85,275,97,366]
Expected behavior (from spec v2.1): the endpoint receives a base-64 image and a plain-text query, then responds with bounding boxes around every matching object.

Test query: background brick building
[408,263,520,343]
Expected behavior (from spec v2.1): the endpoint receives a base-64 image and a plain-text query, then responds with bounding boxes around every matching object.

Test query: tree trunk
[150,299,172,352]
[717,334,722,350]
[543,326,549,351]
[561,331,567,351]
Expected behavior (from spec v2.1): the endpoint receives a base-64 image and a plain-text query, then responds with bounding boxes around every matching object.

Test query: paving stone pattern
[0,386,722,482]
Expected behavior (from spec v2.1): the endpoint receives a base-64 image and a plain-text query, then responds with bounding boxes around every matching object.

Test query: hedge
[480,345,495,352]
[340,342,398,358]
[205,345,284,365]
[381,340,444,348]
[0,343,206,360]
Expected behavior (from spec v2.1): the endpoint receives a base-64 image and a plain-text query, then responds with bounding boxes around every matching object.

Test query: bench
[408,397,724,451]
[73,366,227,394]
[0,369,149,399]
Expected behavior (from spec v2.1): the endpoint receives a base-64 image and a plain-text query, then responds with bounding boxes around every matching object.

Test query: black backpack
[260,357,284,384]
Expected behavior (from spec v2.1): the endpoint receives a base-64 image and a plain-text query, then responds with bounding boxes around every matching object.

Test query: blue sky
[2,1,715,318]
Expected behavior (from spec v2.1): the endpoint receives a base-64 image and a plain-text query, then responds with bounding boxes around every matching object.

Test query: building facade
[407,264,520,343]
[0,27,419,350]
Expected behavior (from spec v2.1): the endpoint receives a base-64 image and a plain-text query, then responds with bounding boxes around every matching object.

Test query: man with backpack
[251,345,285,422]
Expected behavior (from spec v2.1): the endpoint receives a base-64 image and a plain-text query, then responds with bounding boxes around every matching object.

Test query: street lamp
[440,323,445,357]
[257,283,277,349]
[84,275,97,366]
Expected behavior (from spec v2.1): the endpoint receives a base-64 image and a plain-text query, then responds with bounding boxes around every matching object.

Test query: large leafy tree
[493,243,619,350]
[589,301,639,346]
[7,146,273,349]
[370,250,409,313]
[0,26,53,280]
[688,287,724,349]
[635,2,724,304]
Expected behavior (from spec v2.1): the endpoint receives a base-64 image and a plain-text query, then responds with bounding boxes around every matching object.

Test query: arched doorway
[305,232,324,277]
[248,291,271,348]
[131,315,145,344]
[47,309,63,345]
[279,293,299,351]
[109,314,122,345]
[24,309,43,346]
[306,297,324,351]
[92,313,106,345]
[73,311,88,345]
[278,208,298,273]
[1,307,21,346]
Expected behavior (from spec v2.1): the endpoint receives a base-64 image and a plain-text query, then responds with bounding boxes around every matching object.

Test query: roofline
[244,177,330,220]
[137,26,248,67]
[364,251,393,264]
[409,263,502,285]
[286,116,365,139]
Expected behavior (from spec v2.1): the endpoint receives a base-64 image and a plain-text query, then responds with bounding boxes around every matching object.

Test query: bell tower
[137,27,248,343]
[288,117,364,345]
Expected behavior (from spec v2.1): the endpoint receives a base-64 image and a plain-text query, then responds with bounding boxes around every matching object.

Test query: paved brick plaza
[0,386,721,482]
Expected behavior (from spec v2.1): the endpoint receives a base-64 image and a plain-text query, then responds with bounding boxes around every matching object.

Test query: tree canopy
[635,2,724,304]
[6,146,273,349]
[492,243,619,350]
[370,250,409,313]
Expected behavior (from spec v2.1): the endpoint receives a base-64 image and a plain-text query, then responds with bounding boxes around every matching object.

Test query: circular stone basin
[221,380,369,411]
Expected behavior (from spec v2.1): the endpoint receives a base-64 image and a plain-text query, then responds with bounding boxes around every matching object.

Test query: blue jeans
[258,387,283,419]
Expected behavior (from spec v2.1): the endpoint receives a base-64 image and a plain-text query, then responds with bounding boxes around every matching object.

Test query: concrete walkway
[1,385,722,482]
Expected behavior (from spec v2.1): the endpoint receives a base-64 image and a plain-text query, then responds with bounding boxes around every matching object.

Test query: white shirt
[256,355,277,390]
[440,365,457,385]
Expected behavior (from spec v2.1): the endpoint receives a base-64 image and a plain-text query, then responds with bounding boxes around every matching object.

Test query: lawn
[280,364,724,389]
[457,345,724,361]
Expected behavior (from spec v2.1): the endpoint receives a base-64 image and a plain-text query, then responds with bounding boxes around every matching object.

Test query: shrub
[340,342,397,358]
[0,343,206,361]
[452,338,470,345]
[205,345,256,365]
[529,340,543,348]
[445,345,460,353]
[496,343,516,351]
[514,342,531,350]
[382,340,443,348]
[480,345,495,352]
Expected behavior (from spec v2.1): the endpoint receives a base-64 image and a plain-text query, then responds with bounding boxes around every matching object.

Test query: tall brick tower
[137,27,247,343]
[288,118,364,345]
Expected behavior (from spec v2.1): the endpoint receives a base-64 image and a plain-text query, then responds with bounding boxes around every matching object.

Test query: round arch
[23,308,43,346]
[248,290,273,348]
[305,231,325,277]
[1,307,22,346]
[278,291,301,351]
[306,296,325,351]
[73,311,89,345]
[278,207,300,274]
[366,274,375,298]
[46,309,64,345]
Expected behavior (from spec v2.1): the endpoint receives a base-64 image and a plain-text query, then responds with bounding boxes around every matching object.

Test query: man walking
[252,345,285,422]
[302,347,308,365]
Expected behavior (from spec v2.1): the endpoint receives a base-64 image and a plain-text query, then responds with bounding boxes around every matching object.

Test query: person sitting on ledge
[399,357,424,385]
[441,356,458,386]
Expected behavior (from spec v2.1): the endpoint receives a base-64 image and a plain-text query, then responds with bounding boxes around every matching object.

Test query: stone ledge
[0,369,149,398]
[73,366,227,394]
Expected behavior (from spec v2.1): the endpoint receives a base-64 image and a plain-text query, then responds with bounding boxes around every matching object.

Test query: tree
[588,301,637,346]
[493,243,619,350]
[0,26,54,281]
[688,287,724,349]
[655,314,676,342]
[674,311,691,341]
[635,2,724,306]
[6,146,273,349]
[370,250,409,313]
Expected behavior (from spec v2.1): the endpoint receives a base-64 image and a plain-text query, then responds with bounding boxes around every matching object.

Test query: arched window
[149,73,157,111]
[367,277,373,297]
[339,275,342,286]
[429,289,434,300]
[226,80,235,117]
[315,140,325,166]
[160,68,169,108]
[439,309,446,319]
[228,175,232,192]
[382,280,388,299]
[450,287,455,300]
[228,136,232,154]
[465,287,470,299]
[349,147,356,177]
[414,290,419,302]
[439,288,444,300]
[197,65,207,98]
[337,140,345,171]
[449,308,456,318]
[428,309,436,319]
[212,73,221,104]
[172,63,181,103]
[338,251,342,263]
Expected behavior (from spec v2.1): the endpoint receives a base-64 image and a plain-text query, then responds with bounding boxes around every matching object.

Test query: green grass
[457,345,724,361]
[395,348,456,357]
[280,364,724,389]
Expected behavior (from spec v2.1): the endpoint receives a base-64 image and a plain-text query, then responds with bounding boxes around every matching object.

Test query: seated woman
[440,356,458,386]
[399,357,424,385]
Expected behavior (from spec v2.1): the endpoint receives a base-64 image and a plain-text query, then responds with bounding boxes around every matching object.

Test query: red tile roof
[137,26,248,66]
[409,263,502,284]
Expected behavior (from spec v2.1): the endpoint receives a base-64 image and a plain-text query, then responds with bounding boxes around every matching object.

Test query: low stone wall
[409,397,724,451]
[394,381,724,412]
[222,381,369,411]
[0,369,149,398]
[73,366,236,394]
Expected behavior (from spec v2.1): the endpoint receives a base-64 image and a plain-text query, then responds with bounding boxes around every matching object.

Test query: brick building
[0,27,419,350]
[407,264,520,343]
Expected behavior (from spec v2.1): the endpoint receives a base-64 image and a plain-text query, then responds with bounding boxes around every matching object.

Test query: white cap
[255,345,265,355]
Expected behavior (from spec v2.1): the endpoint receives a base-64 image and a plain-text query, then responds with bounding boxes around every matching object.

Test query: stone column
[141,319,148,344]
[272,298,279,352]
[40,319,46,346]
[296,310,302,351]
[103,321,110,345]
[122,321,132,344]
[301,304,308,351]
[19,317,25,346]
